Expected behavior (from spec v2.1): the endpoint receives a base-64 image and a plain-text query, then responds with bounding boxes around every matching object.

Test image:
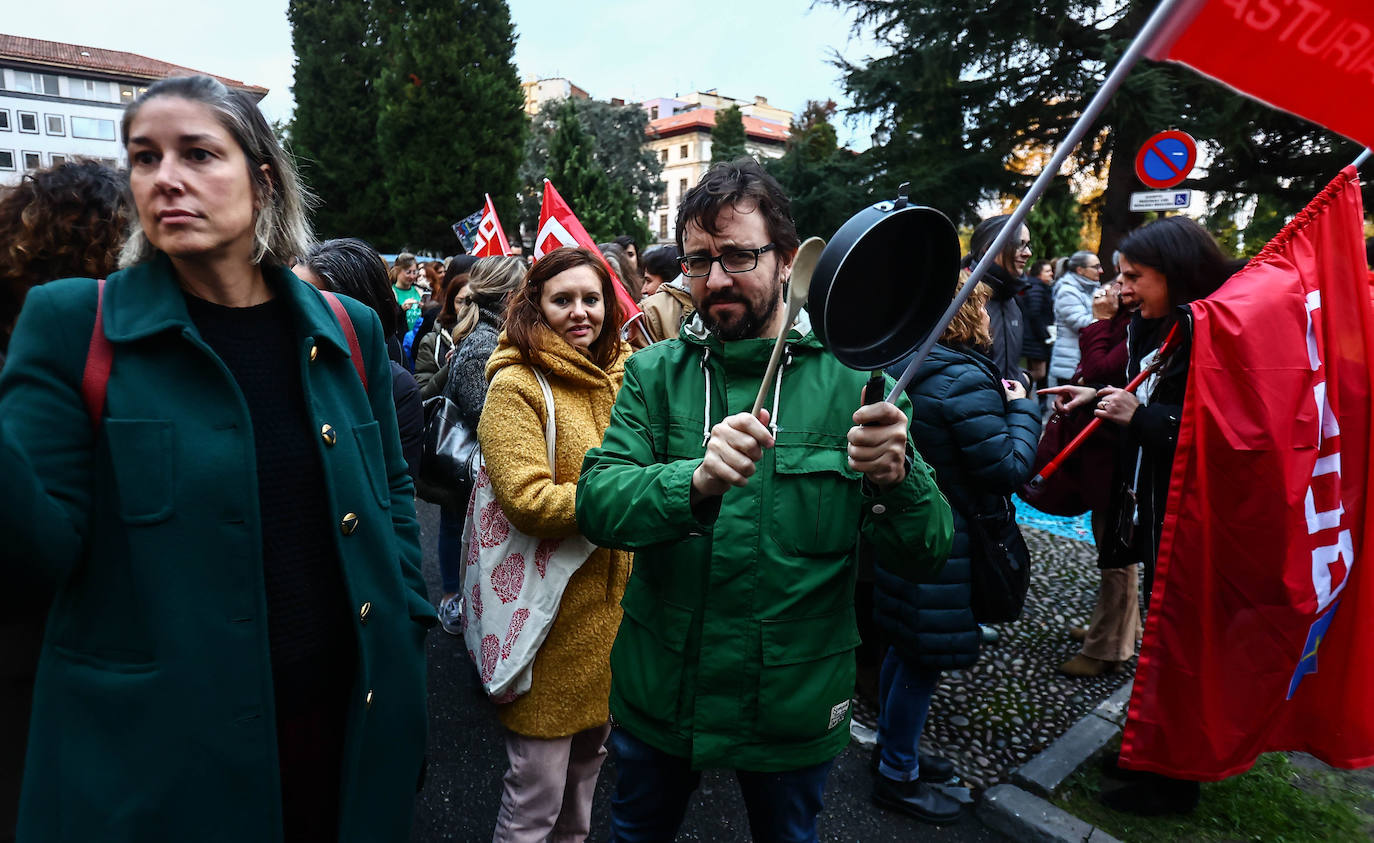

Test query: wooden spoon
[751,237,826,416]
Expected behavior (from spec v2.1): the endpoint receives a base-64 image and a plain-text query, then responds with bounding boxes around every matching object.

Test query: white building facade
[0,34,266,186]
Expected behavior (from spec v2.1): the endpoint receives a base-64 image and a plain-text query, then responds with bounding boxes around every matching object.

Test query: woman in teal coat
[0,75,432,842]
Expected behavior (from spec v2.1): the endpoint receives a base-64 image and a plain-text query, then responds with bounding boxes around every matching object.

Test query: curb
[976,681,1134,842]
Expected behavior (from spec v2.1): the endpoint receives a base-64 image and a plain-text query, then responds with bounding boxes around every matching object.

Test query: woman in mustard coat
[478,247,632,842]
[0,75,430,842]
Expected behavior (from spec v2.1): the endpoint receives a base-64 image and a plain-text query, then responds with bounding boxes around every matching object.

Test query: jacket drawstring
[768,347,792,436]
[700,347,713,446]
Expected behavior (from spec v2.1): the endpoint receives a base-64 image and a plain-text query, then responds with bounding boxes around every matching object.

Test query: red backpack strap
[318,290,368,391]
[81,279,112,428]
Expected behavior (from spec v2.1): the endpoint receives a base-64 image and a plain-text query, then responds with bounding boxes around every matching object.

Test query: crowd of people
[0,72,1282,842]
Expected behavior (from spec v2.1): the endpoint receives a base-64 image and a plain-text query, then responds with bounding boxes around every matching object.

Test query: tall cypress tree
[288,0,388,245]
[710,105,748,164]
[375,0,525,253]
[544,101,651,245]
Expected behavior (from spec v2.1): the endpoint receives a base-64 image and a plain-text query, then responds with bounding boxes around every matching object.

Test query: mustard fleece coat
[477,328,633,738]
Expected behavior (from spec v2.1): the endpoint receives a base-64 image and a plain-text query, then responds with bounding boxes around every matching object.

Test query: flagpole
[887,0,1192,402]
[1353,148,1372,169]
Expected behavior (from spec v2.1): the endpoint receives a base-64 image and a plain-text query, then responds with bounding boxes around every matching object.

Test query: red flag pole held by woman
[1029,323,1180,487]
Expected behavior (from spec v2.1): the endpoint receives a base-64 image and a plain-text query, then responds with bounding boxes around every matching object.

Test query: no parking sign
[1134,130,1197,190]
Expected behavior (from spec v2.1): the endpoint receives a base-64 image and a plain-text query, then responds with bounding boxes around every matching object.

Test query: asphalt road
[409,501,1010,842]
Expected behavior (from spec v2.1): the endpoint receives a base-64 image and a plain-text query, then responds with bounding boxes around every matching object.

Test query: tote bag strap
[532,368,557,472]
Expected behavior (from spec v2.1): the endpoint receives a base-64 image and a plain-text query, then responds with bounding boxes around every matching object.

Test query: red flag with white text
[535,180,643,331]
[473,193,511,258]
[1147,0,1374,149]
[1121,167,1374,779]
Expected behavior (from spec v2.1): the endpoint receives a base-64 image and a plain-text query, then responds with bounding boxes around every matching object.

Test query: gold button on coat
[320,424,336,446]
[359,602,371,624]
[340,513,359,535]
[365,690,374,710]
[309,344,319,362]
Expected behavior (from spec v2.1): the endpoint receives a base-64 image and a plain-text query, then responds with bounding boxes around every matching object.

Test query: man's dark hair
[1117,216,1232,311]
[304,237,403,339]
[675,158,800,258]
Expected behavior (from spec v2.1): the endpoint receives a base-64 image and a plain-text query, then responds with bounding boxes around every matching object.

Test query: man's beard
[696,272,783,341]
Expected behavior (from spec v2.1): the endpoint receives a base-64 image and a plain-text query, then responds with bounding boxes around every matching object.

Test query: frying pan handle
[862,372,885,406]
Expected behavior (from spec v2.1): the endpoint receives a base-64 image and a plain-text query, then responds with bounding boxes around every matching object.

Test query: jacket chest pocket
[103,419,176,525]
[352,421,391,509]
[770,441,860,557]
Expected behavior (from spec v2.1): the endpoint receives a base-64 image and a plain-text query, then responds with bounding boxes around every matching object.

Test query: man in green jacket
[577,159,953,841]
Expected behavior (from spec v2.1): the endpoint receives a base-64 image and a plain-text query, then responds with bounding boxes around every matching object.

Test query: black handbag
[417,395,481,509]
[964,496,1032,624]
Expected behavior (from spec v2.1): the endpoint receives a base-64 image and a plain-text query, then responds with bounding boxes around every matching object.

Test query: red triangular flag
[1147,0,1374,149]
[473,194,511,258]
[535,180,643,330]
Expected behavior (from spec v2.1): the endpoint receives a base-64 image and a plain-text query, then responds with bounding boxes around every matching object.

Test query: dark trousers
[607,727,833,843]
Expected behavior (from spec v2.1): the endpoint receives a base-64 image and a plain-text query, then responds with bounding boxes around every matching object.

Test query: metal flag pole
[1352,148,1372,169]
[887,0,1192,401]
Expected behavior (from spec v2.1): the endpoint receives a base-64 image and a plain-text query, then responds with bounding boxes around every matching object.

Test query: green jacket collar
[102,253,354,357]
[680,307,825,361]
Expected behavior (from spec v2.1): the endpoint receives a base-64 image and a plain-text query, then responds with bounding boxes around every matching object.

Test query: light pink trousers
[492,722,612,843]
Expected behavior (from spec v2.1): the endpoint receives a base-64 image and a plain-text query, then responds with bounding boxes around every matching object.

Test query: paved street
[409,501,1010,842]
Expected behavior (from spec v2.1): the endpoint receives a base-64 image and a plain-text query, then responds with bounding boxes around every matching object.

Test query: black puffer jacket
[874,343,1041,668]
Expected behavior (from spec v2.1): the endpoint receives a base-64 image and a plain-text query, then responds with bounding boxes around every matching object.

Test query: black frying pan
[807,185,961,373]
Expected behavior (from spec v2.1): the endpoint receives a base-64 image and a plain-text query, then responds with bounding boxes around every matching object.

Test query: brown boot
[1068,626,1089,642]
[1058,654,1121,677]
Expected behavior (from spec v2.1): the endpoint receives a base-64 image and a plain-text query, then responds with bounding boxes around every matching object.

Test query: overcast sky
[7,0,883,147]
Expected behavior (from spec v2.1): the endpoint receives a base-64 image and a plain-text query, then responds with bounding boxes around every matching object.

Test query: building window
[98,157,119,169]
[0,150,13,171]
[71,117,117,141]
[12,72,59,96]
[679,178,688,195]
[22,151,41,171]
[17,112,38,134]
[0,111,9,131]
[659,214,668,239]
[74,79,111,101]
[659,149,668,164]
[650,106,659,120]
[49,153,67,166]
[119,84,137,101]
[680,144,689,159]
[45,114,64,136]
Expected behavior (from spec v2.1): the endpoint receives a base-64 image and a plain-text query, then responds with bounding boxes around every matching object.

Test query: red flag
[535,180,644,331]
[1121,167,1374,780]
[473,194,511,258]
[1148,0,1374,149]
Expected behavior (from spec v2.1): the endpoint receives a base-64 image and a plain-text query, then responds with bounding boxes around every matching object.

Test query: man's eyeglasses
[678,244,777,277]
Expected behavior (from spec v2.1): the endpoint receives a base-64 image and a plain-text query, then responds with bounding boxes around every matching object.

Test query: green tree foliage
[374,0,525,253]
[288,0,389,245]
[1023,176,1084,260]
[829,0,1366,260]
[766,100,874,240]
[710,105,748,164]
[520,98,661,247]
[540,101,652,246]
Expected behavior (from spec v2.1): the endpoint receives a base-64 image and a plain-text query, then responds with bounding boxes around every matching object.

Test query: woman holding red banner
[1042,216,1234,815]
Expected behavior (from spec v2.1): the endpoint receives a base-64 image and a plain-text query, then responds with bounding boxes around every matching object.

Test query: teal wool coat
[0,256,433,842]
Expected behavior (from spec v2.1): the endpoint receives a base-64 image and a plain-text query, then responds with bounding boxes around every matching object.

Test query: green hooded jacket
[577,312,952,772]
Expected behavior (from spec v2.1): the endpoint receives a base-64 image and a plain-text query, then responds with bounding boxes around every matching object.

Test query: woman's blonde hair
[119,75,314,268]
[942,273,993,348]
[452,256,525,344]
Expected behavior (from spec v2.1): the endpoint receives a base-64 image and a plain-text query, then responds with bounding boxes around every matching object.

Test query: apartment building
[0,34,267,186]
[643,92,791,243]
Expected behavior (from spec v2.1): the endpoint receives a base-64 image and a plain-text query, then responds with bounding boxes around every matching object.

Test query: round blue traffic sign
[1134,130,1197,190]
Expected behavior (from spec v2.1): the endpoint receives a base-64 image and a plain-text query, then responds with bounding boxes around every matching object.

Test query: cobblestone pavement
[854,502,1138,792]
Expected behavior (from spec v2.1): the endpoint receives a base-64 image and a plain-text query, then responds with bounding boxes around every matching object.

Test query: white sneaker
[437,594,463,636]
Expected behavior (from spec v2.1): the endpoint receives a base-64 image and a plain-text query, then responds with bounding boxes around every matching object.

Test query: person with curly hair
[0,160,129,370]
[0,159,129,843]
